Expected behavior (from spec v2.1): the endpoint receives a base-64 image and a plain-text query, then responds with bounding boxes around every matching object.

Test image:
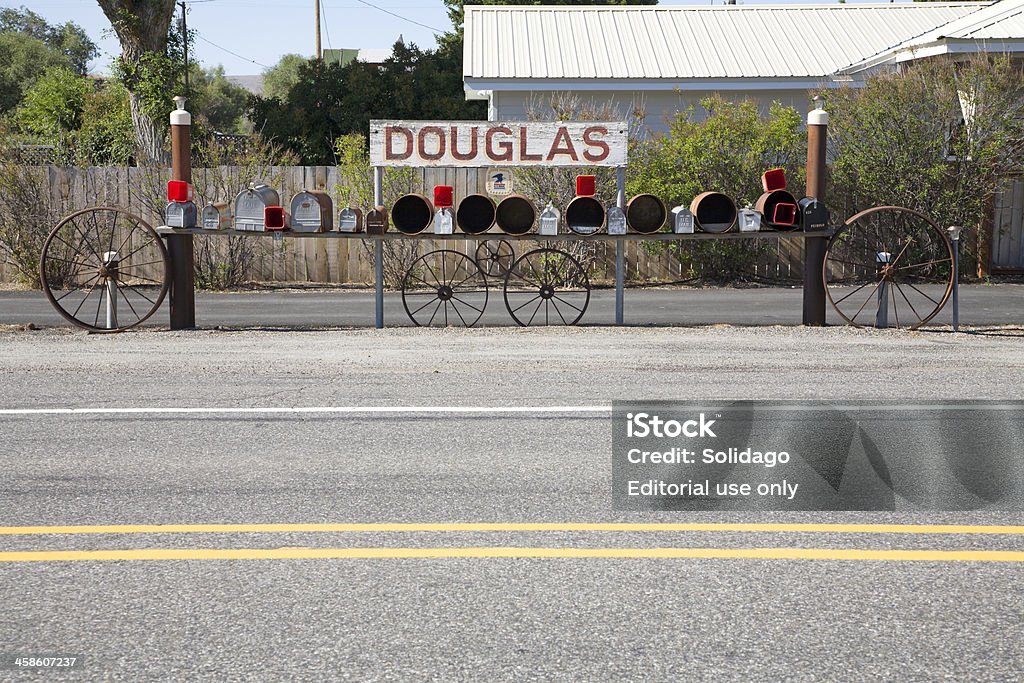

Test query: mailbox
[264,206,288,231]
[166,201,197,228]
[289,190,333,233]
[434,185,454,209]
[626,194,667,234]
[434,207,454,235]
[565,196,604,235]
[338,206,363,233]
[366,206,388,234]
[754,190,799,230]
[799,198,829,231]
[234,185,281,232]
[495,195,535,235]
[167,180,193,203]
[607,206,627,236]
[762,168,787,192]
[456,194,496,234]
[690,192,737,233]
[576,174,597,197]
[392,194,433,235]
[738,205,762,232]
[201,202,231,230]
[672,206,694,234]
[539,202,560,236]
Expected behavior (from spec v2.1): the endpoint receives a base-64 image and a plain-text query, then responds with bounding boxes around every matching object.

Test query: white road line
[0,406,613,416]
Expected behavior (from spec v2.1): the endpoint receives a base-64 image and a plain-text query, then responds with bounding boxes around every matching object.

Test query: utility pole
[178,2,189,98]
[315,0,322,59]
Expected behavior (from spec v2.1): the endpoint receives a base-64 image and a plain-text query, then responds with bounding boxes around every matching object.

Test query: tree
[191,65,251,133]
[250,40,485,164]
[0,33,66,113]
[0,7,98,75]
[97,0,178,163]
[12,67,91,141]
[262,54,308,101]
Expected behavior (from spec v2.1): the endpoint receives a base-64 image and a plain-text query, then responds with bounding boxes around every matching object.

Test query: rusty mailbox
[234,185,281,232]
[289,190,334,233]
[201,202,231,230]
[366,206,389,234]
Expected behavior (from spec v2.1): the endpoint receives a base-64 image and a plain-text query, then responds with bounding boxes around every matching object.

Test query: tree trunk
[97,0,178,164]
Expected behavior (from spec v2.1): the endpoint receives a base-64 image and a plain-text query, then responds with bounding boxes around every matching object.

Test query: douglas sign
[370,120,628,167]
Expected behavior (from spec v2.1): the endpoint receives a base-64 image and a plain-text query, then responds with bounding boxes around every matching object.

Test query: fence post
[803,95,828,326]
[168,95,196,330]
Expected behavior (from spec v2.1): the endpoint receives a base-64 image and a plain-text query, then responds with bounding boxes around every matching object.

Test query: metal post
[875,252,890,329]
[803,96,828,326]
[949,226,962,332]
[168,96,195,330]
[374,166,384,329]
[615,166,626,326]
[104,251,118,329]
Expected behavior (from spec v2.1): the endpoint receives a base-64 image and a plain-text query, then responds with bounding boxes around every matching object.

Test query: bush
[629,96,805,281]
[827,55,1024,272]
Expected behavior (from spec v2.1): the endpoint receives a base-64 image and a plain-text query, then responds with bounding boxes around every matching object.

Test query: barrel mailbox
[166,201,197,228]
[201,202,231,230]
[626,194,667,234]
[754,190,799,230]
[366,205,389,234]
[690,192,737,233]
[392,194,433,235]
[338,206,363,233]
[234,185,281,232]
[495,195,535,235]
[456,194,496,234]
[290,190,333,233]
[565,196,605,235]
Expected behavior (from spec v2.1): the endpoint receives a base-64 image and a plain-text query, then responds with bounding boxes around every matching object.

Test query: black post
[169,96,195,330]
[803,97,828,326]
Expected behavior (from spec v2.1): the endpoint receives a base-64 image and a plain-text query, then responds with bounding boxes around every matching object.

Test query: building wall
[490,89,817,133]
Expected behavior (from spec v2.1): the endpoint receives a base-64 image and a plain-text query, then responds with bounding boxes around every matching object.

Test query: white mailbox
[539,202,560,236]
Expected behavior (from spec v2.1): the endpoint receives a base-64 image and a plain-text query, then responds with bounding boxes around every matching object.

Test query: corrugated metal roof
[898,0,1024,41]
[839,0,1024,73]
[463,4,988,81]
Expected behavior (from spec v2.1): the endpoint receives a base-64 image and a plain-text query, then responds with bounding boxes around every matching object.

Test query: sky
[8,0,917,77]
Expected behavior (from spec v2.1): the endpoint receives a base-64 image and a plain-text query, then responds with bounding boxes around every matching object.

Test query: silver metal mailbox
[201,202,231,230]
[166,201,197,228]
[607,206,627,235]
[338,207,363,233]
[234,185,281,232]
[672,206,694,234]
[289,190,333,233]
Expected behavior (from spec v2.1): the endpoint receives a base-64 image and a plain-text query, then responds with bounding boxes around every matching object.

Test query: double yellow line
[2,523,1022,563]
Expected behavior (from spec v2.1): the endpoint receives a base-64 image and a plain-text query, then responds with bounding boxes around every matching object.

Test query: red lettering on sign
[486,126,514,162]
[450,126,478,161]
[582,126,610,163]
[385,126,413,160]
[546,127,579,162]
[519,127,541,161]
[418,126,446,161]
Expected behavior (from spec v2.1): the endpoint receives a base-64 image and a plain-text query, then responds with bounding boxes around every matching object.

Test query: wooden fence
[0,165,808,286]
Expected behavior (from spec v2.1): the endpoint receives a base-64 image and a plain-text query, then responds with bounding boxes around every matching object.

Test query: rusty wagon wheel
[475,239,515,280]
[40,207,170,332]
[401,249,488,327]
[824,206,954,329]
[503,248,590,326]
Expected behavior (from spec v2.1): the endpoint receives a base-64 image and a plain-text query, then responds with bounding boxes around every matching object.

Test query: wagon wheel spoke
[504,248,590,326]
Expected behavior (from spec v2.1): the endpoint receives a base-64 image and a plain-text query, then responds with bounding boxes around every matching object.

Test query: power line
[195,33,269,68]
[321,0,333,50]
[351,0,445,33]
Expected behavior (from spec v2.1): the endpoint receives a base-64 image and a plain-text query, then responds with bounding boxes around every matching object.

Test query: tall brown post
[168,95,196,329]
[803,96,829,326]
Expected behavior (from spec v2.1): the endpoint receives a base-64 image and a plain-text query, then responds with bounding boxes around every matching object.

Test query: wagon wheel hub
[539,285,555,300]
[437,285,454,301]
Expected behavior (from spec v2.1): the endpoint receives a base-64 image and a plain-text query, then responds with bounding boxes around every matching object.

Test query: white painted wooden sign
[370,120,628,168]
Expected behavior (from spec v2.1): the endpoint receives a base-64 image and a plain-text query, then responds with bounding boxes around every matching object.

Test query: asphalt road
[1,283,1022,328]
[1,326,1023,681]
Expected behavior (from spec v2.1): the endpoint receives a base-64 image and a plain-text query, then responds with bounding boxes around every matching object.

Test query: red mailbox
[576,175,597,197]
[167,180,193,203]
[264,206,288,231]
[434,185,454,209]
